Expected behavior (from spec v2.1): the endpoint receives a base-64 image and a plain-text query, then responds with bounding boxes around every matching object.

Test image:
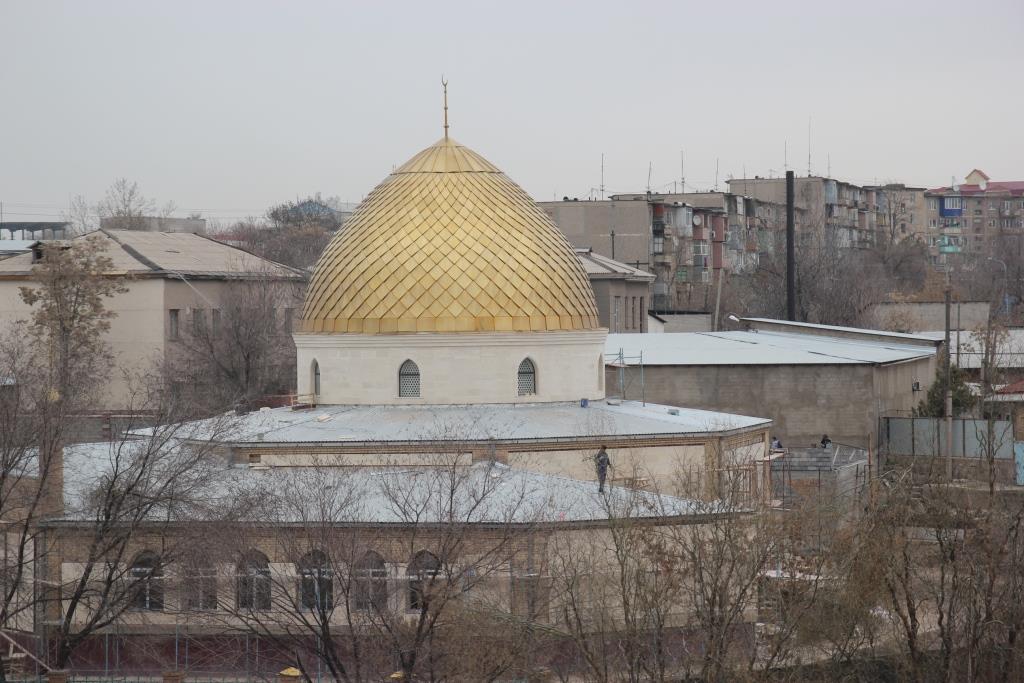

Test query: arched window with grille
[128,551,163,611]
[236,550,271,611]
[312,359,321,397]
[406,550,440,610]
[298,550,333,611]
[353,551,387,612]
[517,358,536,396]
[399,360,420,398]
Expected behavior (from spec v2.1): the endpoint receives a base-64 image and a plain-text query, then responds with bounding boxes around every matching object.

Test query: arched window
[183,559,218,611]
[399,360,420,398]
[353,551,387,612]
[298,550,333,611]
[237,550,271,611]
[517,358,536,396]
[312,359,321,397]
[406,550,440,610]
[129,551,163,611]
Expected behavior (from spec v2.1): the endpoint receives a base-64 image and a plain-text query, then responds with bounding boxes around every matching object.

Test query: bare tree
[96,178,175,230]
[204,449,542,682]
[60,195,96,236]
[18,236,128,405]
[42,396,236,670]
[168,273,304,415]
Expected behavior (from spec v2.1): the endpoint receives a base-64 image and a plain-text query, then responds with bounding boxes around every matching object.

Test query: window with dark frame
[184,561,218,611]
[168,309,180,340]
[192,308,205,336]
[129,552,164,611]
[298,550,333,611]
[407,551,440,611]
[353,551,387,612]
[236,551,271,611]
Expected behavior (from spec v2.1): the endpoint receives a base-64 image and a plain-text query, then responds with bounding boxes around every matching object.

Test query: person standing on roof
[820,434,832,449]
[594,445,611,493]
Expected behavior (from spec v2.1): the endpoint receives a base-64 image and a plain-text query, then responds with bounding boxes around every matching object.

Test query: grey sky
[2,0,1022,225]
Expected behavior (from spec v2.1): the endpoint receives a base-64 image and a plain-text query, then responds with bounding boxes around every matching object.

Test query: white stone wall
[294,330,607,405]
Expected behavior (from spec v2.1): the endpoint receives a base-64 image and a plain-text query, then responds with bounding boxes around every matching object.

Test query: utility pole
[786,171,796,320]
[600,153,605,200]
[945,272,953,479]
[713,266,725,331]
[610,229,616,260]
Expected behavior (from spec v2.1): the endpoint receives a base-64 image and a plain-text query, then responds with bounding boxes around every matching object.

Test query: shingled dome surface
[300,137,599,334]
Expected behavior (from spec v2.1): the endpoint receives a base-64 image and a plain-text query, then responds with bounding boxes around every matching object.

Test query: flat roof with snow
[163,399,770,446]
[606,330,938,366]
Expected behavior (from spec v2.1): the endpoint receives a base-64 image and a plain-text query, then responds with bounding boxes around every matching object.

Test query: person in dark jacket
[595,446,611,493]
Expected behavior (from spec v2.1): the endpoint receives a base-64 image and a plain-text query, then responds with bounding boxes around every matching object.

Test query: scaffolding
[605,348,646,404]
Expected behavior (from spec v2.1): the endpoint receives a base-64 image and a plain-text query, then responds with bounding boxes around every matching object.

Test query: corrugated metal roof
[58,444,712,524]
[168,399,769,445]
[606,330,937,366]
[574,248,655,281]
[0,230,303,279]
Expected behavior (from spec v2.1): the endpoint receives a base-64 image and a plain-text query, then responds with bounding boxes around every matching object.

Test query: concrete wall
[295,330,607,405]
[866,301,991,332]
[540,201,651,269]
[590,278,649,332]
[659,313,713,333]
[610,357,935,447]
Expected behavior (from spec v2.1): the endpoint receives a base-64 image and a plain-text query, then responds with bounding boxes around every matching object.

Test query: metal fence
[881,417,1014,459]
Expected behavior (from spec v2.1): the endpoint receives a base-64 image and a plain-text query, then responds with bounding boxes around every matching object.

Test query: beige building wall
[0,276,303,411]
[508,444,707,490]
[0,278,168,408]
[294,330,608,405]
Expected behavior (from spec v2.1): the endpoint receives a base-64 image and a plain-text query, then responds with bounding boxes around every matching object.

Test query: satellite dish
[952,184,960,192]
[979,180,987,190]
[692,214,703,226]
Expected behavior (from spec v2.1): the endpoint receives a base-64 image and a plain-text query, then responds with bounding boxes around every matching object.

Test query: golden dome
[300,137,599,334]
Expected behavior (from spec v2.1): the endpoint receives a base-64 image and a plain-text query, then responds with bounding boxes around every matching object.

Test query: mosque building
[37,108,774,676]
[277,121,772,490]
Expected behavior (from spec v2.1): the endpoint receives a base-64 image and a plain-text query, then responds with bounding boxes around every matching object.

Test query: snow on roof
[605,330,937,366]
[741,317,941,344]
[574,248,655,281]
[57,443,713,525]
[0,240,39,253]
[919,329,1024,370]
[0,230,303,279]
[169,399,769,446]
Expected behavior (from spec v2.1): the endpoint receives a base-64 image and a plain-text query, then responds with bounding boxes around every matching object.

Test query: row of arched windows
[310,358,539,399]
[128,549,441,614]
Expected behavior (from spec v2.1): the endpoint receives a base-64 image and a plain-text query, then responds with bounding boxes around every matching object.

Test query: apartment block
[541,191,797,311]
[726,175,892,248]
[924,169,1024,265]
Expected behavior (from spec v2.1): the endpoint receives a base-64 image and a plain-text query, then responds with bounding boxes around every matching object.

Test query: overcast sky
[2,0,1022,225]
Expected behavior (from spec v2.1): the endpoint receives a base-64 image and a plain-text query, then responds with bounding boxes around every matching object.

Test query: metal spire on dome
[441,76,449,139]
